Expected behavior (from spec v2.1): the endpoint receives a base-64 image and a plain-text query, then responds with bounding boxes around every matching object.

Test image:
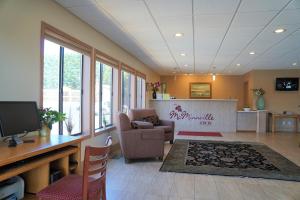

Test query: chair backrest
[82,136,112,200]
[116,112,132,131]
[129,109,157,121]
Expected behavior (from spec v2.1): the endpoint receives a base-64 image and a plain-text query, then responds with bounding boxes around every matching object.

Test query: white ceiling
[56,0,300,75]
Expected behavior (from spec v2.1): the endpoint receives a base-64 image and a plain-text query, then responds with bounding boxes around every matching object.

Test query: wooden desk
[272,114,299,133]
[0,135,83,194]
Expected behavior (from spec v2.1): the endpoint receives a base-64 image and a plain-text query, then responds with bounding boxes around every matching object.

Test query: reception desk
[149,99,237,132]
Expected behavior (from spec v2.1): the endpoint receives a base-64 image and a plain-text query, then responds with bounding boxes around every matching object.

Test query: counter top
[150,99,238,102]
[237,110,268,113]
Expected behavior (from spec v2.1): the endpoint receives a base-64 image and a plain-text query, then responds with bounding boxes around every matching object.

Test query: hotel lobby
[0,0,300,200]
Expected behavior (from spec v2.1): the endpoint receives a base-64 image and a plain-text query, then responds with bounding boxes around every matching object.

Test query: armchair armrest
[131,121,154,129]
[160,119,175,129]
[122,128,164,140]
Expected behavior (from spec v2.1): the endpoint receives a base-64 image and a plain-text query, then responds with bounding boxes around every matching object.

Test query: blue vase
[256,96,265,110]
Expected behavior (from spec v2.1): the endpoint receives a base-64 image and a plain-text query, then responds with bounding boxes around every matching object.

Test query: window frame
[43,39,84,135]
[136,76,145,108]
[41,22,93,136]
[95,61,114,131]
[121,70,132,113]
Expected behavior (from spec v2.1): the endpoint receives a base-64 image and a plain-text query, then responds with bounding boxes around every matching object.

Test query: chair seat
[37,175,100,200]
[154,125,172,132]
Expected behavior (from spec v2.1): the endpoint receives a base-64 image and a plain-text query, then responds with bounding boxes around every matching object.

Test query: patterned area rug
[160,140,300,182]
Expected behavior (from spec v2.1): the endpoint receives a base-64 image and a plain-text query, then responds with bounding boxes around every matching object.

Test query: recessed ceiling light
[175,33,184,37]
[180,53,186,56]
[274,28,286,34]
[249,51,255,55]
[292,62,297,66]
[236,63,241,66]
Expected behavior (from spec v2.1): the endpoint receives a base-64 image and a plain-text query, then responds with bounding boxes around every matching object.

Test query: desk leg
[52,156,69,176]
[23,163,49,194]
[72,142,81,175]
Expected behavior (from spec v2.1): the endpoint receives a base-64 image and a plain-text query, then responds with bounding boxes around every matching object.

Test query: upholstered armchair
[129,109,175,144]
[116,112,164,163]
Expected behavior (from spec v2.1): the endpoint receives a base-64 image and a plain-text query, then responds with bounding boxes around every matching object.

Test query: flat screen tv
[275,78,299,91]
[0,101,41,141]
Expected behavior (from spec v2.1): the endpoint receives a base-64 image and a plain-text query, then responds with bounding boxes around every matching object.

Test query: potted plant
[252,88,266,110]
[39,108,66,137]
[150,81,161,99]
[243,105,251,112]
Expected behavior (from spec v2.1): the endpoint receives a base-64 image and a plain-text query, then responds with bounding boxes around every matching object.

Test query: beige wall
[242,71,254,108]
[160,75,245,109]
[0,0,159,150]
[250,69,300,113]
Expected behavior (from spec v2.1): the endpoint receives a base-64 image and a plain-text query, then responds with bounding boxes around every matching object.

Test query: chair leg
[170,140,173,144]
[158,156,163,161]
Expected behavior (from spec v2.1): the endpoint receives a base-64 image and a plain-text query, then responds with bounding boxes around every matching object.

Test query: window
[95,61,113,130]
[43,39,83,135]
[121,70,131,113]
[136,76,146,108]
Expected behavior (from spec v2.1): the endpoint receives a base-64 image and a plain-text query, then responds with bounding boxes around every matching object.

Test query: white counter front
[149,99,238,132]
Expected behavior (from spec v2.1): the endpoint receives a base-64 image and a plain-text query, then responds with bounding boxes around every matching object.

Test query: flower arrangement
[151,82,161,92]
[252,88,265,96]
[38,108,66,129]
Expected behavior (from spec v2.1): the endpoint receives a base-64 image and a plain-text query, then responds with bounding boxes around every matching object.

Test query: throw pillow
[142,115,160,126]
[131,122,139,129]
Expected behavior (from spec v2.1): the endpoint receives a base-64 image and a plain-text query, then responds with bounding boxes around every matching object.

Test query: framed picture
[190,82,212,99]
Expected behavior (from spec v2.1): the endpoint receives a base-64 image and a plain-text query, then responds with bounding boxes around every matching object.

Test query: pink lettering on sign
[169,104,215,125]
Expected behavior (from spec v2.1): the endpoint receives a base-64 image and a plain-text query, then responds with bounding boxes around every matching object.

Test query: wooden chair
[37,136,112,200]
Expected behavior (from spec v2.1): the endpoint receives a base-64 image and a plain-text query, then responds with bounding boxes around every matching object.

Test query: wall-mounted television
[275,78,299,91]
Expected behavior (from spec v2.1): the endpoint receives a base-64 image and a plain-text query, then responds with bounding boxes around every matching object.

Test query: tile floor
[106,132,300,200]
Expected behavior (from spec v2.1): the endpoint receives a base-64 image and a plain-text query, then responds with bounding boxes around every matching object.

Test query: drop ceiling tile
[194,0,240,14]
[195,14,233,28]
[145,0,192,17]
[232,11,278,28]
[219,27,263,53]
[272,9,300,25]
[239,0,290,12]
[286,1,300,10]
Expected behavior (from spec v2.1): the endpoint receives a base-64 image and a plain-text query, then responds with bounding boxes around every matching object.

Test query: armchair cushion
[131,121,154,129]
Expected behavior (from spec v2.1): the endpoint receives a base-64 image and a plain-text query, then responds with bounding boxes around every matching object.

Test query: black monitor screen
[0,102,41,137]
[276,78,299,91]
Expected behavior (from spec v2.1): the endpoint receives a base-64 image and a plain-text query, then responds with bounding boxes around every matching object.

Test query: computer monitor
[0,101,41,146]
